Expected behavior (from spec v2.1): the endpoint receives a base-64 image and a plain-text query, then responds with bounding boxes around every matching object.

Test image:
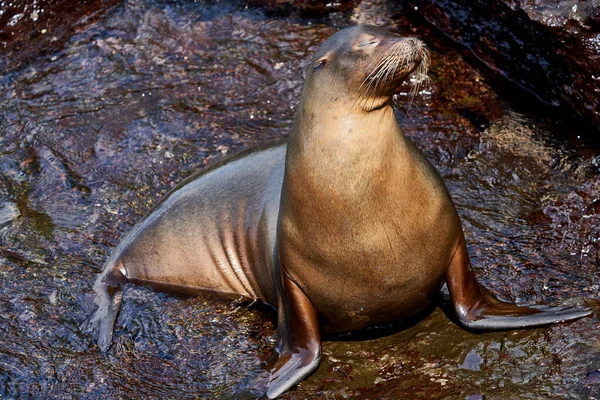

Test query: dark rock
[408,0,600,130]
[466,395,484,400]
[247,0,361,16]
[0,0,120,74]
[583,370,600,385]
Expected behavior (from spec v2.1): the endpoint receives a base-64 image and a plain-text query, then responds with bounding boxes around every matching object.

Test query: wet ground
[1,0,600,399]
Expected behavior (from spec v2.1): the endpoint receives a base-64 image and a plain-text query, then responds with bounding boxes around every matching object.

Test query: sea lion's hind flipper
[265,270,321,399]
[445,239,591,330]
[81,260,127,352]
[463,303,592,330]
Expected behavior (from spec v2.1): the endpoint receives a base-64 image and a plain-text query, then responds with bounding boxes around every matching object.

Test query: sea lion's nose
[402,37,424,62]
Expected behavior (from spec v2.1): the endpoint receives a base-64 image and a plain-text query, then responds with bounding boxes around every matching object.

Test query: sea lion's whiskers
[362,43,404,110]
[354,39,427,112]
[370,61,395,109]
[385,46,404,85]
[369,42,409,110]
[354,42,403,110]
[374,43,402,83]
[405,45,430,116]
[353,64,380,111]
[375,43,410,84]
[357,58,390,110]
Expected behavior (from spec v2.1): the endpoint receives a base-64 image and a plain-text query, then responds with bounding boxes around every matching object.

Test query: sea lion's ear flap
[264,266,321,398]
[445,237,591,330]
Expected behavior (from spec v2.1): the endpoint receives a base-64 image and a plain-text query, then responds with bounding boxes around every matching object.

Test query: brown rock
[247,0,361,16]
[409,0,600,130]
[0,0,120,73]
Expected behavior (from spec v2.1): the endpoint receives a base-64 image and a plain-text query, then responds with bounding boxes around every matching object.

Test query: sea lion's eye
[314,59,327,70]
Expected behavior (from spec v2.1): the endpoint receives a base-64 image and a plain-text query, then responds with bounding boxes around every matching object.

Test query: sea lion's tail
[81,258,127,352]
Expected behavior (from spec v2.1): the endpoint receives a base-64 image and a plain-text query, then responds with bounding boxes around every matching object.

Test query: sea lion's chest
[279,149,461,331]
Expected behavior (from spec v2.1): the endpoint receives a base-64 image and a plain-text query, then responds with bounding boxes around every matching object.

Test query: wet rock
[466,395,484,400]
[247,0,361,16]
[460,348,483,371]
[0,202,20,228]
[0,0,120,73]
[583,370,600,385]
[408,0,600,131]
[590,156,600,174]
[1,0,599,399]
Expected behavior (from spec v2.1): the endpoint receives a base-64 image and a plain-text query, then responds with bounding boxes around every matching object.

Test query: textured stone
[247,0,361,16]
[409,0,600,129]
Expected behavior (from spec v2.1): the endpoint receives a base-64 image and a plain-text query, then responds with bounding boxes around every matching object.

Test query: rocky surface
[0,0,120,73]
[408,0,600,131]
[246,0,361,16]
[0,0,599,399]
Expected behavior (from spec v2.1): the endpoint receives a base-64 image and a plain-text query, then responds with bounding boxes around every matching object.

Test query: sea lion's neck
[287,94,406,167]
[283,92,414,202]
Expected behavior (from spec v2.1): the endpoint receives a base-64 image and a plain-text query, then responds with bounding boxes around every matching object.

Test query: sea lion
[84,25,591,398]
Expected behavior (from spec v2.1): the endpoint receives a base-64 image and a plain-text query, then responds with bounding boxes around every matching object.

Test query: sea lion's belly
[291,223,457,332]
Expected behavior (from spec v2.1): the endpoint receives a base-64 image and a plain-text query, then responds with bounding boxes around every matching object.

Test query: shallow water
[1,1,599,399]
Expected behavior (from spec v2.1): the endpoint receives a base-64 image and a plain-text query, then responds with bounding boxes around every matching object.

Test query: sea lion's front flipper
[266,270,321,399]
[446,238,591,330]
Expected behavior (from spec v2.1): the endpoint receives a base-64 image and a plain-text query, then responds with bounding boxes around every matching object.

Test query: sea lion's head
[303,25,429,112]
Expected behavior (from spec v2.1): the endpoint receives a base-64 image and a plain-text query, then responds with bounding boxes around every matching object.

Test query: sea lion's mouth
[355,37,430,110]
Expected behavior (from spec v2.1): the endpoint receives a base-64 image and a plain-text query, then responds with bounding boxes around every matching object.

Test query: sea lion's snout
[356,35,429,106]
[377,36,428,83]
[404,37,425,64]
[403,37,430,88]
[407,38,427,72]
